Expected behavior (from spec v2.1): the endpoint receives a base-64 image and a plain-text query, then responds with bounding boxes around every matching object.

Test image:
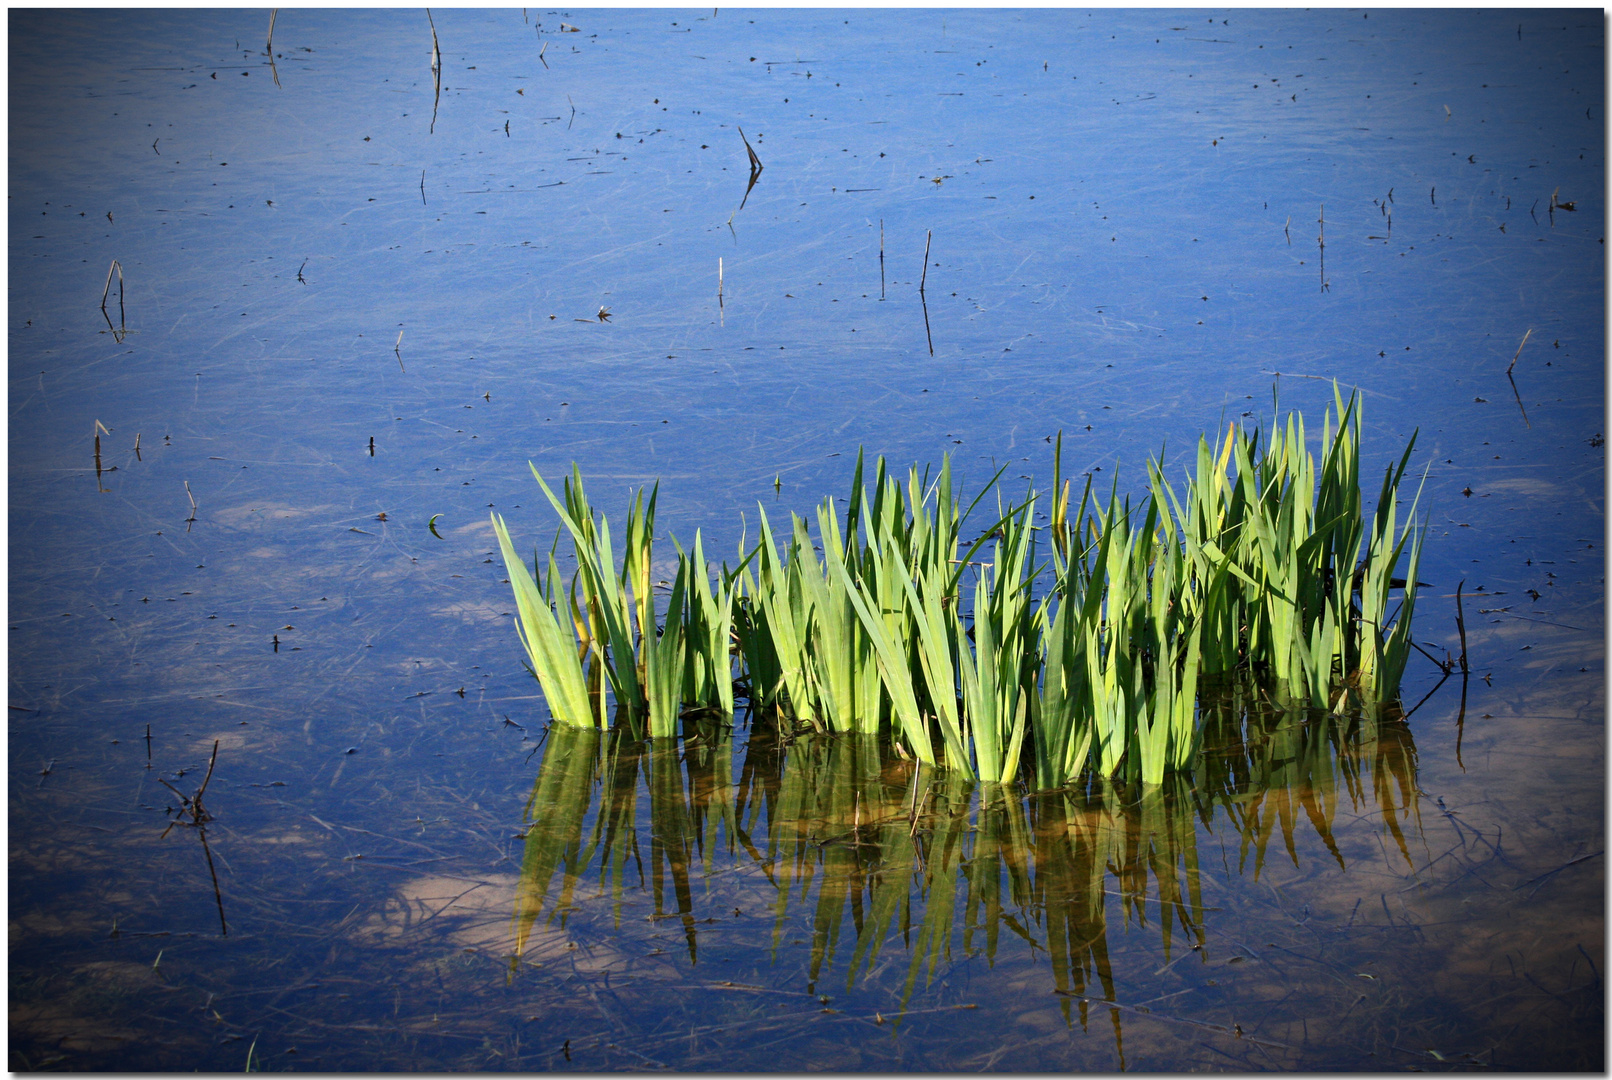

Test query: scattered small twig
[1506,328,1531,374]
[158,739,219,830]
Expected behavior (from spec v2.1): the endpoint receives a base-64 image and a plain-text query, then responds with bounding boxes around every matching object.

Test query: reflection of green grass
[1194,681,1423,875]
[497,386,1428,787]
[513,697,1422,1029]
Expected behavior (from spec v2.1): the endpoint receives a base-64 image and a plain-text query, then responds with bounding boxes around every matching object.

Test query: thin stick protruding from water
[101,259,126,340]
[1506,328,1532,374]
[718,257,724,325]
[420,168,427,206]
[737,126,763,209]
[1507,371,1531,429]
[266,9,281,87]
[919,230,931,294]
[1454,580,1469,674]
[184,480,198,522]
[196,739,221,808]
[427,9,442,134]
[1317,205,1328,292]
[395,330,405,372]
[879,219,886,298]
[94,420,109,491]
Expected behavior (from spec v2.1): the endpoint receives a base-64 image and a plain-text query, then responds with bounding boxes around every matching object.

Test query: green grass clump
[494,386,1428,787]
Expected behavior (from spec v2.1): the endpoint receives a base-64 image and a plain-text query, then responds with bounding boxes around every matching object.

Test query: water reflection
[513,719,741,969]
[513,696,1423,1032]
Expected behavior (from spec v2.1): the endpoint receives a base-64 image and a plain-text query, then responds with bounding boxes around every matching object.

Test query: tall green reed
[496,386,1429,787]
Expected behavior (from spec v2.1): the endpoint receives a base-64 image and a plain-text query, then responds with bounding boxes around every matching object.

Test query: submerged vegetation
[494,387,1428,787]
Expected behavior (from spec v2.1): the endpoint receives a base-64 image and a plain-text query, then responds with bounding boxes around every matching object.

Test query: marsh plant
[494,387,1427,787]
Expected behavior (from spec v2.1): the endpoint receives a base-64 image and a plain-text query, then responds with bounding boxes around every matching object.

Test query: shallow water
[8,8,1604,1071]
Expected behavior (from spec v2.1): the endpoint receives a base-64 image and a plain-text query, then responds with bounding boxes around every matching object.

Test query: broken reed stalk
[737,126,763,210]
[921,291,934,356]
[394,330,405,372]
[156,739,219,829]
[199,827,229,936]
[1506,328,1532,374]
[101,259,126,337]
[194,739,221,816]
[879,219,886,298]
[1507,371,1531,429]
[184,480,197,521]
[1317,205,1328,291]
[427,9,441,133]
[94,421,111,490]
[266,8,280,87]
[737,126,763,174]
[918,230,932,294]
[1454,579,1468,673]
